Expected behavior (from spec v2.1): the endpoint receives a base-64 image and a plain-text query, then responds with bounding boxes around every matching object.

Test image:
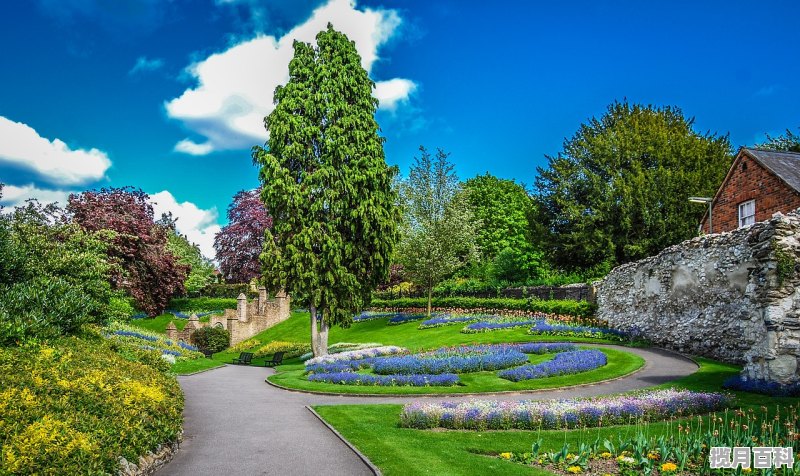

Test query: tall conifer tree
[254,25,399,356]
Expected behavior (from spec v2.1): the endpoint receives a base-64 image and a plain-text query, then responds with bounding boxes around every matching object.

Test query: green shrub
[253,341,311,359]
[191,327,230,354]
[369,297,595,317]
[0,210,123,345]
[168,297,238,311]
[0,337,183,474]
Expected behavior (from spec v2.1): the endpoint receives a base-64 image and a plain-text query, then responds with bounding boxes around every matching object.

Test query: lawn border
[263,344,658,397]
[305,405,382,476]
[175,362,227,376]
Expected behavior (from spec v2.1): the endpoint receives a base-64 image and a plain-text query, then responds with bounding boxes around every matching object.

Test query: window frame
[738,199,756,228]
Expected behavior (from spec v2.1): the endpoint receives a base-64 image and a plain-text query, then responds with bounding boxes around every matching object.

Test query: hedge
[369,297,595,318]
[0,336,183,474]
[168,297,238,311]
[188,283,257,299]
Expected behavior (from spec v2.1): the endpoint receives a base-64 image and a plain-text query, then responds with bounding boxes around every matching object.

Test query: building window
[738,199,756,228]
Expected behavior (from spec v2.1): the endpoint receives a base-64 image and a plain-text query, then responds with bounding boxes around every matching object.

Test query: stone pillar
[165,321,177,341]
[258,286,267,314]
[237,293,248,322]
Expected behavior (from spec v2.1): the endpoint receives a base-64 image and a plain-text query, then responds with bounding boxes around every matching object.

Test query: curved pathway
[157,345,697,476]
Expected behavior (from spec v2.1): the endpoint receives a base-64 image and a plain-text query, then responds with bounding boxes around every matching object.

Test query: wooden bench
[232,352,253,365]
[263,351,285,367]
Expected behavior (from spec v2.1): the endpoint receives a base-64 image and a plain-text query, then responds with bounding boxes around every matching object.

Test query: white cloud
[0,184,72,211]
[166,0,416,155]
[0,116,111,186]
[174,139,215,155]
[130,56,165,75]
[374,78,417,111]
[149,191,221,259]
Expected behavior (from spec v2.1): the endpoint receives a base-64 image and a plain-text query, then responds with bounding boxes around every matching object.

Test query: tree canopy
[398,146,479,315]
[67,187,188,316]
[166,229,216,294]
[757,127,800,152]
[213,188,272,283]
[254,25,399,356]
[463,173,544,283]
[534,101,732,271]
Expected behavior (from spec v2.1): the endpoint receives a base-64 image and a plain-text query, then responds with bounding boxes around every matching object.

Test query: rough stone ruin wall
[596,210,800,384]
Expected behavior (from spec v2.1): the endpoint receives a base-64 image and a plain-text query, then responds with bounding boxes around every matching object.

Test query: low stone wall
[118,437,180,476]
[596,210,800,384]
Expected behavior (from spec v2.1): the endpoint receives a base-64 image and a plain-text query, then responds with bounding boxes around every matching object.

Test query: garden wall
[597,210,800,384]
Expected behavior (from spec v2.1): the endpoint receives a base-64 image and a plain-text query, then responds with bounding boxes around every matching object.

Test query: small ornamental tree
[254,25,400,357]
[213,188,272,283]
[67,187,188,316]
[398,147,480,316]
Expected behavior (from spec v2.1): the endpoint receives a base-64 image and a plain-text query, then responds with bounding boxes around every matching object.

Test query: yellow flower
[499,452,512,460]
[743,469,752,474]
[660,462,678,473]
[567,466,582,474]
[599,452,612,459]
[647,451,660,460]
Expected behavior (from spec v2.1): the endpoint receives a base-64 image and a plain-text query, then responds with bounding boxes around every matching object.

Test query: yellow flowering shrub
[253,340,311,359]
[0,337,183,474]
[230,338,261,353]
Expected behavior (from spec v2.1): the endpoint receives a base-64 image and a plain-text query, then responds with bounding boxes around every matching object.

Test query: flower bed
[372,346,529,375]
[722,375,800,397]
[387,313,432,325]
[353,311,398,323]
[298,342,384,361]
[308,372,459,387]
[528,321,626,341]
[399,389,730,430]
[418,314,486,329]
[498,350,607,381]
[304,345,407,366]
[105,323,204,360]
[462,319,542,333]
[0,337,183,474]
[166,309,222,319]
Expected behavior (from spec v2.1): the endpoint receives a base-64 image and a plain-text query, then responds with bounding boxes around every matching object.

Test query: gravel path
[157,345,697,476]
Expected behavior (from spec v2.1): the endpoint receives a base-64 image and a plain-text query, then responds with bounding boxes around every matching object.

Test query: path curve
[157,345,697,476]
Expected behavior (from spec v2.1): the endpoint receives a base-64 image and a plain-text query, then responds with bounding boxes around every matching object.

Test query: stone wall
[597,210,800,384]
[166,288,291,346]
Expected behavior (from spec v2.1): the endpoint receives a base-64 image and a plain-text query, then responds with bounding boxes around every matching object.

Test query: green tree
[757,127,800,152]
[0,197,122,344]
[166,231,216,295]
[535,101,732,271]
[398,147,479,316]
[463,173,545,283]
[253,25,399,357]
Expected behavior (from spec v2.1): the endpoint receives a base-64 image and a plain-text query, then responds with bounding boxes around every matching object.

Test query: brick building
[700,147,800,234]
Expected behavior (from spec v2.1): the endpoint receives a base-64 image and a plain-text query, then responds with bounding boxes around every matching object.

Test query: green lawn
[313,359,799,476]
[171,358,225,374]
[268,347,643,395]
[129,313,213,333]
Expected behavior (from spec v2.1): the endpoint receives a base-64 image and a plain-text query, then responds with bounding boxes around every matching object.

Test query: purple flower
[498,350,607,381]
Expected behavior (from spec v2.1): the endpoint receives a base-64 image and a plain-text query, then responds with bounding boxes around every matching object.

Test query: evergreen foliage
[254,25,399,356]
[534,101,732,270]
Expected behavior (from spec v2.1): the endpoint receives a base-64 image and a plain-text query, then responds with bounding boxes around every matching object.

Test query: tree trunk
[310,304,320,357]
[318,319,329,357]
[426,280,433,318]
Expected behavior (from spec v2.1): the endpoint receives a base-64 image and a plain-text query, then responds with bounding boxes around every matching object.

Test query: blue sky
[1,0,799,258]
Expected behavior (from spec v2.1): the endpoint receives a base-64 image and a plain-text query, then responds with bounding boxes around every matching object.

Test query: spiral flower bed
[399,389,731,430]
[498,349,607,381]
[372,346,528,375]
[303,343,588,387]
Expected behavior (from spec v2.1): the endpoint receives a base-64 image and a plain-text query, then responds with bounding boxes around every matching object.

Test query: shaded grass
[313,359,799,476]
[268,347,643,395]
